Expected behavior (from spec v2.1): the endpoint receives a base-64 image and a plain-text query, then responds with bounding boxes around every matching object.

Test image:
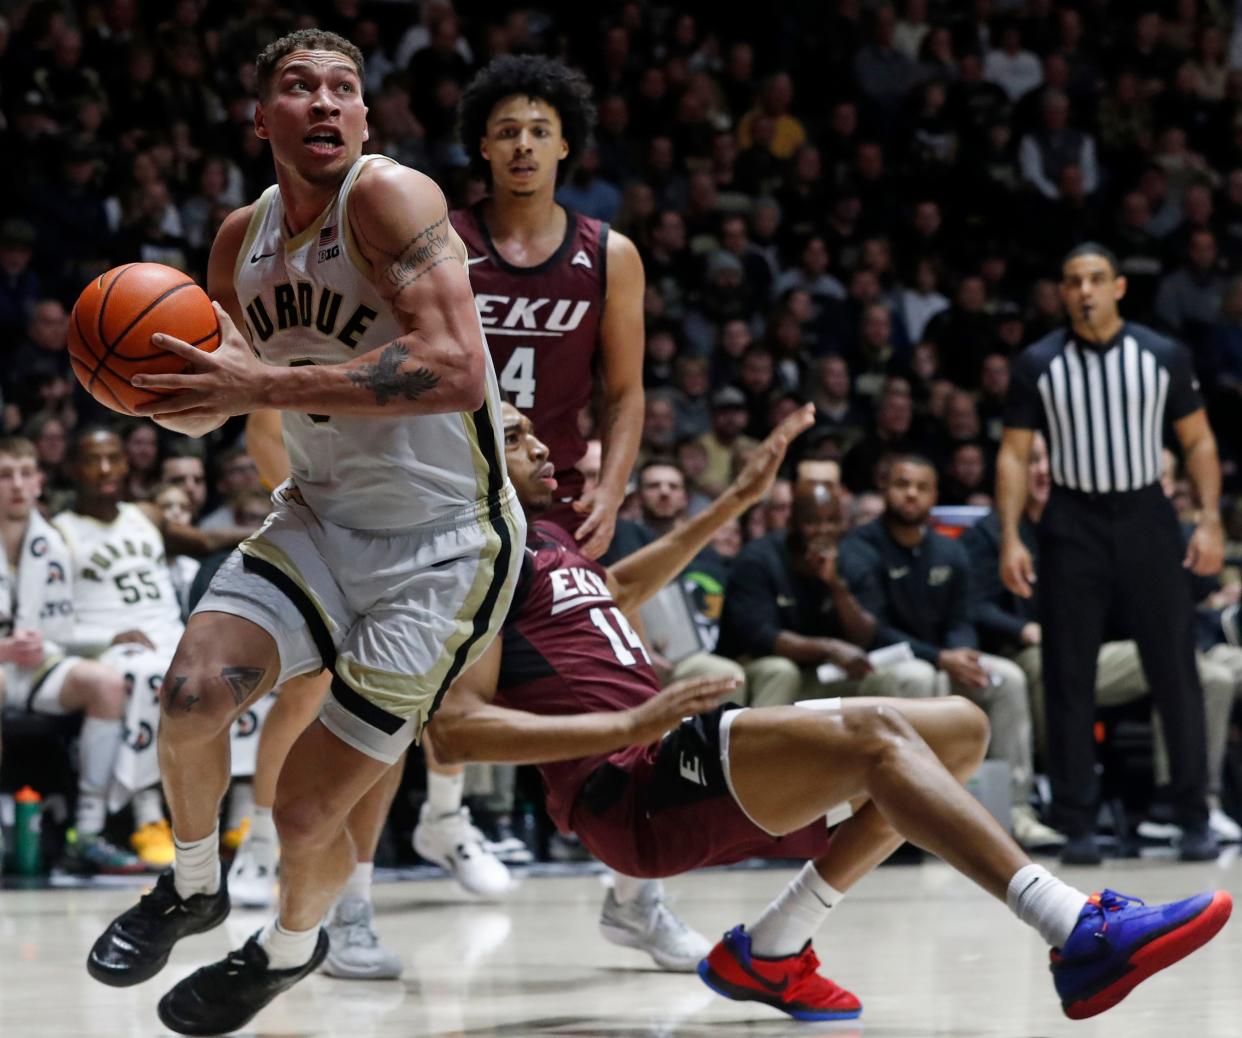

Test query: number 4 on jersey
[500,346,536,408]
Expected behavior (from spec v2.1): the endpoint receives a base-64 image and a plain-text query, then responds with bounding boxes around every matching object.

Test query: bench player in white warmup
[0,436,144,874]
[86,29,523,1036]
[54,427,248,870]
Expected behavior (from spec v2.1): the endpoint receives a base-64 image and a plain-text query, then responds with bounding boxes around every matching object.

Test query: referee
[996,242,1225,865]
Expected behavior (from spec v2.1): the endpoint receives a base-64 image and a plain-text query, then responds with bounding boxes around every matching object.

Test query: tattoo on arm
[220,666,266,707]
[346,343,442,406]
[163,676,200,716]
[382,213,453,293]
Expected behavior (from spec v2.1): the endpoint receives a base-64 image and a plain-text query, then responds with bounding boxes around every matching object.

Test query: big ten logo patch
[317,223,339,263]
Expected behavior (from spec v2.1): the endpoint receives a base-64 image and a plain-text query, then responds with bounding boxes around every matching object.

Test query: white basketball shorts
[193,479,525,764]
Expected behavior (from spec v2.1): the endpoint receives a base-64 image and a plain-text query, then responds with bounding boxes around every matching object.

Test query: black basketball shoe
[87,868,230,987]
[157,928,330,1036]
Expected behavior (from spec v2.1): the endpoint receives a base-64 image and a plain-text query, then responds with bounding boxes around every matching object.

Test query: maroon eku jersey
[495,521,659,831]
[451,205,608,504]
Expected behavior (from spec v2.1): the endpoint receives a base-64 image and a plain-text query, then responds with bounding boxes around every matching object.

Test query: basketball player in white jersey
[87,29,523,1036]
[53,427,249,868]
[0,436,147,874]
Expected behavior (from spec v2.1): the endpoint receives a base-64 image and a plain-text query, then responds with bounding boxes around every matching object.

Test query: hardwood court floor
[3,854,1240,1037]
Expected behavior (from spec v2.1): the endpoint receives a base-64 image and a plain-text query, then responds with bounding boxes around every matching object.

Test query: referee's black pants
[1037,484,1208,836]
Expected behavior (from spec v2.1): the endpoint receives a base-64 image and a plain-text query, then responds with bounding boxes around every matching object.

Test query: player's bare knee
[274,793,340,854]
[158,666,235,740]
[79,661,127,719]
[850,702,921,771]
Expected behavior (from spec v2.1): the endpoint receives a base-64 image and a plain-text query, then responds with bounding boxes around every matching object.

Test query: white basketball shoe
[599,881,712,972]
[413,803,512,898]
[322,896,404,980]
[228,828,278,909]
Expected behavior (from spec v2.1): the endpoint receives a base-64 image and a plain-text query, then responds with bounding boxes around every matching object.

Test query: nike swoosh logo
[250,251,276,264]
[741,958,790,994]
[466,256,488,266]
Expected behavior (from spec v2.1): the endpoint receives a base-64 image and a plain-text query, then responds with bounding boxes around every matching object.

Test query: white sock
[77,717,123,835]
[1007,864,1089,949]
[227,781,255,831]
[131,786,165,829]
[426,770,465,817]
[748,862,844,957]
[249,805,276,843]
[76,793,107,837]
[612,873,659,906]
[339,861,373,904]
[258,918,321,970]
[173,826,221,899]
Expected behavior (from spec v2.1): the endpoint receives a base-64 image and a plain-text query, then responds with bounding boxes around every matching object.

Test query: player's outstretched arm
[430,639,736,765]
[130,169,487,420]
[607,404,815,615]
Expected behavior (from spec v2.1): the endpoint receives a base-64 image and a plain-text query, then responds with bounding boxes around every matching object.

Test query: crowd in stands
[3,0,1242,863]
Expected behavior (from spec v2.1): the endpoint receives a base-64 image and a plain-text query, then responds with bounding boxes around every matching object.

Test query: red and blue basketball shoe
[1052,888,1232,1019]
[697,925,862,1021]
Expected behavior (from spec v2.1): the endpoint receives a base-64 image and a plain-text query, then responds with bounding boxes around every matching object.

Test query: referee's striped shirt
[1004,323,1203,493]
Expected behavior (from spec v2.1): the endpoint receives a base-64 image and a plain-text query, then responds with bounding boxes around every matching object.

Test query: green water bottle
[14,786,43,876]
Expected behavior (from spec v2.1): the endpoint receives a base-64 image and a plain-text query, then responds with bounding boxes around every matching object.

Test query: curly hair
[458,55,596,186]
[255,29,365,100]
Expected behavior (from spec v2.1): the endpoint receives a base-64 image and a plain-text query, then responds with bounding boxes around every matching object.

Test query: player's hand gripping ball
[68,263,220,416]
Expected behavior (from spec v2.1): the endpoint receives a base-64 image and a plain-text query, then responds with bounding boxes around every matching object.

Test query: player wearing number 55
[452,55,646,561]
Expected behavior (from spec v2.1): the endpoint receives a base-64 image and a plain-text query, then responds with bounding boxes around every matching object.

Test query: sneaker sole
[696,959,863,1021]
[599,921,701,972]
[1063,890,1233,1020]
[86,896,230,988]
[67,858,148,877]
[321,954,404,981]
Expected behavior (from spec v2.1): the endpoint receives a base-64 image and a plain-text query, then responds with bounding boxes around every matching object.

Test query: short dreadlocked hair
[256,29,365,101]
[458,55,596,186]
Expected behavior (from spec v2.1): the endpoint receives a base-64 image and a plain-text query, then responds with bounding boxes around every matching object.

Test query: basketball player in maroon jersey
[453,54,644,559]
[427,401,1232,1023]
[419,53,692,962]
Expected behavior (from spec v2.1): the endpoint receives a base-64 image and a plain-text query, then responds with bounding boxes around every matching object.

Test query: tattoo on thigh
[163,675,200,716]
[345,343,441,405]
[220,666,266,706]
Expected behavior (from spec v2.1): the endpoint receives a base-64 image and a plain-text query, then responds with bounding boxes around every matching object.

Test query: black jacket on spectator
[960,510,1039,656]
[719,529,873,660]
[845,518,976,661]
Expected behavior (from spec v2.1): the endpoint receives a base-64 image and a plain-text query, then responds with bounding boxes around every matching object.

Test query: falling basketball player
[427,401,1232,1023]
[86,28,524,1036]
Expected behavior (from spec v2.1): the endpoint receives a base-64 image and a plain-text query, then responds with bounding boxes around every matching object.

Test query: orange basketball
[68,263,221,416]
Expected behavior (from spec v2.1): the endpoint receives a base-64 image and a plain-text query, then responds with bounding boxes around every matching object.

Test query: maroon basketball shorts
[569,703,833,879]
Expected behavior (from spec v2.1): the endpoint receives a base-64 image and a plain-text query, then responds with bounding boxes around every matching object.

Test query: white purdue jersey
[234,155,507,533]
[52,504,184,658]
